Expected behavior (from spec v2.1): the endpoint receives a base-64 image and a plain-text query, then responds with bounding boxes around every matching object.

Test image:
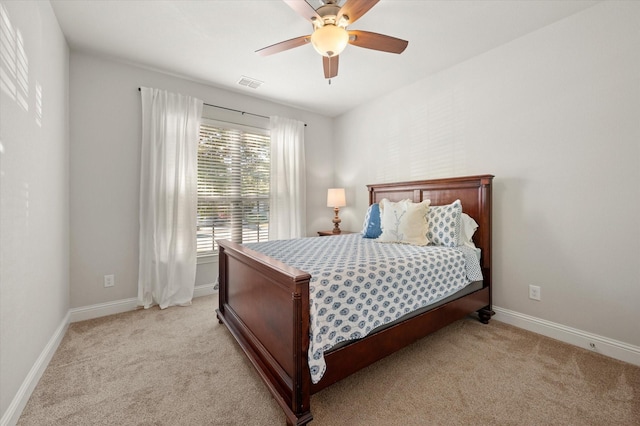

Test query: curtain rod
[137,87,306,126]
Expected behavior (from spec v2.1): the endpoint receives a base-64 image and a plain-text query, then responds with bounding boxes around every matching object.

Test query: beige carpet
[18,295,640,425]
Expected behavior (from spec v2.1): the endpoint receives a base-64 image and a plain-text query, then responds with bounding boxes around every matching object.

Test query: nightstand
[317,230,356,236]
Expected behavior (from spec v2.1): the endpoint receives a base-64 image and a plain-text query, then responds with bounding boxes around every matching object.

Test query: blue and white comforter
[245,234,483,384]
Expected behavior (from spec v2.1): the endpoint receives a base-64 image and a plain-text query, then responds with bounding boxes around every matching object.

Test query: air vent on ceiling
[238,76,263,89]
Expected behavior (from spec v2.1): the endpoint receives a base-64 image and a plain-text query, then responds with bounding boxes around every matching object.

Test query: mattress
[245,233,483,384]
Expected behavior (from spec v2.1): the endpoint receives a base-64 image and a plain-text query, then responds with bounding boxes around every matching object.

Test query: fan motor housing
[313,3,344,27]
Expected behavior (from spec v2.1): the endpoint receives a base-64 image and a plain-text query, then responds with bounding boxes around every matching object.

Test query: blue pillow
[361,203,382,238]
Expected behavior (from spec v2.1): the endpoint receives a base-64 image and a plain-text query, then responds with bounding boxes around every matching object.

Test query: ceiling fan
[256,0,408,82]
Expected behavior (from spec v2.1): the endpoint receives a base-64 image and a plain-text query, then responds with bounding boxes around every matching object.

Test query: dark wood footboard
[216,240,313,425]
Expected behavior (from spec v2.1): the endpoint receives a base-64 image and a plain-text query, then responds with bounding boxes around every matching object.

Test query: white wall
[69,52,334,308]
[0,0,69,420]
[333,2,640,347]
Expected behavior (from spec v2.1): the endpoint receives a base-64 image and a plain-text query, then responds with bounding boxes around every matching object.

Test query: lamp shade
[327,188,346,208]
[310,25,349,57]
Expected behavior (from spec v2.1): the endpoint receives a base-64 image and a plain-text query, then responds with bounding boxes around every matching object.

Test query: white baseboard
[193,283,217,298]
[69,297,139,323]
[493,306,640,367]
[0,311,70,426]
[69,283,217,323]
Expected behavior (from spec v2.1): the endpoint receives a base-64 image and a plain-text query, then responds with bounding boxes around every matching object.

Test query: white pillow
[377,198,431,246]
[459,213,478,247]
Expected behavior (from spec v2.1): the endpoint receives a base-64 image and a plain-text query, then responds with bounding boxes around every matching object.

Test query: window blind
[197,120,270,255]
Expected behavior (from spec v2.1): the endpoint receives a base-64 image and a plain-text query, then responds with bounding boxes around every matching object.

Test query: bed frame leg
[477,307,495,324]
[285,415,312,426]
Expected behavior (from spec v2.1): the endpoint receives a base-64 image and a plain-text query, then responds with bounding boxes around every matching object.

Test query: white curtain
[269,116,306,240]
[138,87,203,309]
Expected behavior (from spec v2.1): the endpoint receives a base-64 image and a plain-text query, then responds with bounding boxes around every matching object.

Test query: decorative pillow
[459,213,478,247]
[427,199,462,247]
[377,199,431,245]
[361,203,382,239]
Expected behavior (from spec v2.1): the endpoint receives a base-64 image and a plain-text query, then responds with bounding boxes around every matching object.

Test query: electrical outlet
[529,285,541,301]
[104,274,115,288]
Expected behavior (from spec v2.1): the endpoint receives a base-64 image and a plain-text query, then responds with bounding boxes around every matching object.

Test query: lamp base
[332,207,341,233]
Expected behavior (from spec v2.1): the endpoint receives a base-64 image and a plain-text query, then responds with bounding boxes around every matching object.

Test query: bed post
[477,175,494,324]
[217,245,227,323]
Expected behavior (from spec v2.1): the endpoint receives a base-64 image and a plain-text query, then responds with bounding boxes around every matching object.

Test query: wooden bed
[216,174,494,425]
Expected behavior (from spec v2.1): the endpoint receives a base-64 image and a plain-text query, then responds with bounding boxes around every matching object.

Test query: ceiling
[50,0,599,117]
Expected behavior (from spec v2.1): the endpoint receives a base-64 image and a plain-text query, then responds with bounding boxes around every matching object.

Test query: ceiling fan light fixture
[257,1,408,79]
[310,24,348,57]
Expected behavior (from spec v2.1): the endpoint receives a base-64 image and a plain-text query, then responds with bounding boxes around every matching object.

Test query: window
[197,119,270,256]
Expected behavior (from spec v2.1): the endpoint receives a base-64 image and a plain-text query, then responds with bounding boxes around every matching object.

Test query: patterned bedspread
[245,234,483,384]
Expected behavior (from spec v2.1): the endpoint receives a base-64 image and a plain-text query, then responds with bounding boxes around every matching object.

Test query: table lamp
[327,188,346,234]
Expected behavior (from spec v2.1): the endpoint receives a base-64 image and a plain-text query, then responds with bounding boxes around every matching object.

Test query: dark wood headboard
[367,174,494,288]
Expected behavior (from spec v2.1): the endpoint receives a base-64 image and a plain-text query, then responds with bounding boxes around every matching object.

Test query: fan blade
[348,30,408,54]
[323,55,339,79]
[256,35,310,56]
[283,0,322,23]
[337,0,379,26]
